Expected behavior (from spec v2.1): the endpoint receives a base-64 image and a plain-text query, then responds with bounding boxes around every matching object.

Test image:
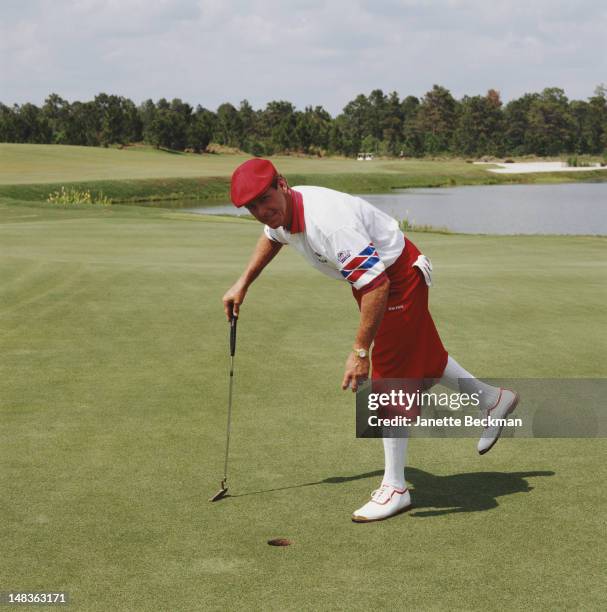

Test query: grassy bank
[0,176,232,205]
[1,202,605,610]
[2,143,606,205]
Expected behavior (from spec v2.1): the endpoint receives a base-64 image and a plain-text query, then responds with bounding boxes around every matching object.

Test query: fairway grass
[2,143,607,205]
[1,202,605,610]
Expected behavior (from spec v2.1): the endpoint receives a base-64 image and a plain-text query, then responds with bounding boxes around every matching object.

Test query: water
[181,181,607,235]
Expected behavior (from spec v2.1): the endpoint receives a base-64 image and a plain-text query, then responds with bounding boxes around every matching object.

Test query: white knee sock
[382,437,408,490]
[439,355,499,410]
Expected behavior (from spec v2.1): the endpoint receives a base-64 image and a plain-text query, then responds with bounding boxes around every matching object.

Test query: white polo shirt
[264,186,405,291]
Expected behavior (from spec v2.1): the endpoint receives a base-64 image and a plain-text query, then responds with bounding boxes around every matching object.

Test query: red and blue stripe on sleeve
[340,243,383,286]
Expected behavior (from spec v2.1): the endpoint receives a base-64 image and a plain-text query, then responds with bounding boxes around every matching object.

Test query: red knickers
[352,239,448,418]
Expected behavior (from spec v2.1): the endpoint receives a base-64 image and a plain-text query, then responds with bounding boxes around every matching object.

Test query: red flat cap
[230,158,277,207]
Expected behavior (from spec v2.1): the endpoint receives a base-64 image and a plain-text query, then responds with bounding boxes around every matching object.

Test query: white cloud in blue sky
[1,0,605,114]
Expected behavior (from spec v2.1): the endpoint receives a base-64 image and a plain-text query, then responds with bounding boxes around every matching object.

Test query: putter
[210,313,238,502]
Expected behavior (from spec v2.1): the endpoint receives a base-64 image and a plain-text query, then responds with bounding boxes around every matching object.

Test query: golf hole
[267,538,292,547]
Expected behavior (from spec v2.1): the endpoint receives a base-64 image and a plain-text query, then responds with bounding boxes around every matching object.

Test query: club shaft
[223,354,235,482]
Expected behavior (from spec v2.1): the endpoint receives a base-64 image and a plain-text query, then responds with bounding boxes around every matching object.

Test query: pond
[180,181,607,235]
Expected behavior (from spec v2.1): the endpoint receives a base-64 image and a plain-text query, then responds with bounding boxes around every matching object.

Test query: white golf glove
[413,254,433,287]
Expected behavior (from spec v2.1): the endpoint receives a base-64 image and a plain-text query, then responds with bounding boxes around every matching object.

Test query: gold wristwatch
[353,348,368,359]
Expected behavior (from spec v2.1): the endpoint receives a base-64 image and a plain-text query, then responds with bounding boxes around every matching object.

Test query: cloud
[1,0,605,115]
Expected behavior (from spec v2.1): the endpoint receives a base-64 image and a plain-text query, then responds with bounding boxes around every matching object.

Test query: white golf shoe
[477,388,520,455]
[352,484,412,523]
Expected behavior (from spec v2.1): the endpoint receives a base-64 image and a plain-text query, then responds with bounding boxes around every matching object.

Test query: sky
[1,0,606,115]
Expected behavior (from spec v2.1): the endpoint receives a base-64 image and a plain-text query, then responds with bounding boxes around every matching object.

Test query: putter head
[209,480,229,502]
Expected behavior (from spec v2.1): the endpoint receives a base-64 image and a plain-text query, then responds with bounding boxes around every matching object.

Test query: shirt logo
[337,250,351,264]
[314,251,328,264]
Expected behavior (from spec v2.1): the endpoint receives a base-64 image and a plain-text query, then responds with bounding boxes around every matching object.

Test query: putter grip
[230,316,237,356]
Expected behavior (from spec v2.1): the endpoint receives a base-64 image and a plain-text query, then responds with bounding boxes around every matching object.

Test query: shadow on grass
[404,467,554,517]
[229,467,554,516]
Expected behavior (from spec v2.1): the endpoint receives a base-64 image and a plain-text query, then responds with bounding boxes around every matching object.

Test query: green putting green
[0,201,605,610]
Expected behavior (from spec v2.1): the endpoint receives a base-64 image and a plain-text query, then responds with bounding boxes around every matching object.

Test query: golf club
[209,313,238,502]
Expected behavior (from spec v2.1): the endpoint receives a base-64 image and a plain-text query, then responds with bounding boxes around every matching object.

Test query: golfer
[223,158,518,522]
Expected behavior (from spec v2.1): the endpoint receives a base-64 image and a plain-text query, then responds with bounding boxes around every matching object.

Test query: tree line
[1,85,606,158]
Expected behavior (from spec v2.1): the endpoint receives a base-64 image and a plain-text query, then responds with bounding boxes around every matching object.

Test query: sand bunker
[474,161,607,174]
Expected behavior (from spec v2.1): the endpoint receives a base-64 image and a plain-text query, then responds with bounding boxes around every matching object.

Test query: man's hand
[222,281,248,320]
[341,352,370,392]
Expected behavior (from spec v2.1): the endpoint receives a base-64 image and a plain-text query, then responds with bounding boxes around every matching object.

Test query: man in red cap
[223,158,519,522]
